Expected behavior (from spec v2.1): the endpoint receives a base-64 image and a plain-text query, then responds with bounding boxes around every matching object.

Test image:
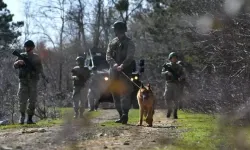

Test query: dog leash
[121,71,141,88]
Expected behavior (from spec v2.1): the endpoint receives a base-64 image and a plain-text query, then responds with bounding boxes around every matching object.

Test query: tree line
[1,0,250,122]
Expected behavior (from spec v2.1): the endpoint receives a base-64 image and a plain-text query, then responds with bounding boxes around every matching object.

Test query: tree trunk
[59,0,65,92]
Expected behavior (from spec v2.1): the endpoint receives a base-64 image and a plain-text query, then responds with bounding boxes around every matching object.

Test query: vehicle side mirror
[139,59,144,66]
[139,59,144,73]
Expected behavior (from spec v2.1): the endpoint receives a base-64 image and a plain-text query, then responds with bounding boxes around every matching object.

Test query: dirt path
[0,109,180,150]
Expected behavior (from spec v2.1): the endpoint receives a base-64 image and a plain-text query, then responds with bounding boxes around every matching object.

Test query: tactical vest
[163,63,182,81]
[71,66,91,86]
[110,37,135,75]
[18,53,40,80]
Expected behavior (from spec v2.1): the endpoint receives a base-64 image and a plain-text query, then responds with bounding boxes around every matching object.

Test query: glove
[73,76,79,80]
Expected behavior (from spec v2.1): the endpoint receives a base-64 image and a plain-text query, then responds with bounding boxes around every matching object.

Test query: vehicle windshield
[92,56,109,70]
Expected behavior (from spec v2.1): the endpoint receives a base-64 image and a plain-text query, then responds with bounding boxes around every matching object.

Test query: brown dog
[137,84,155,127]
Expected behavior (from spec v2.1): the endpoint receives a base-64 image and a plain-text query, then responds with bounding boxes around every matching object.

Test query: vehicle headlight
[104,77,109,81]
[134,76,138,80]
[131,78,134,81]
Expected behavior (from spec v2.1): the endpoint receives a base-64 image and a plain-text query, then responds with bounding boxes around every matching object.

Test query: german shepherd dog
[137,84,155,127]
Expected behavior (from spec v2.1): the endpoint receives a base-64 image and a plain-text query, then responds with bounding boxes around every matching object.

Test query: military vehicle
[85,47,144,109]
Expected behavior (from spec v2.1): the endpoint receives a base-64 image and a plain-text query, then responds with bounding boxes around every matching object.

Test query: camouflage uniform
[162,52,185,119]
[106,21,135,124]
[71,56,91,118]
[87,71,102,111]
[13,43,44,124]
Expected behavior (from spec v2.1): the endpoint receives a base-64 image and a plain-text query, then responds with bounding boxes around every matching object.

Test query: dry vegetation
[1,0,250,149]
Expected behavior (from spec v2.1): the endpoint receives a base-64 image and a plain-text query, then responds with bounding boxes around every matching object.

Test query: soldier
[106,21,135,124]
[71,55,91,118]
[13,40,44,124]
[87,67,100,111]
[162,52,185,119]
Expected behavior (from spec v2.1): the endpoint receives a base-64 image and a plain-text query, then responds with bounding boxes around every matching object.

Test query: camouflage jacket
[106,36,135,74]
[14,52,43,80]
[161,62,185,82]
[71,65,91,87]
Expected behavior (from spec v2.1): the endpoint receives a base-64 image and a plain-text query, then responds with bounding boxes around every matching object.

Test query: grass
[100,109,221,149]
[169,111,220,150]
[0,107,101,130]
[100,109,250,150]
[166,111,250,150]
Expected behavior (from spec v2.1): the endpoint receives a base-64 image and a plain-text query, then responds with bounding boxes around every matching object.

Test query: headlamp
[131,78,134,81]
[104,77,109,81]
[134,76,138,80]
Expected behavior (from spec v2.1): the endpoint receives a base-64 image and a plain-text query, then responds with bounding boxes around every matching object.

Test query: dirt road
[0,109,180,150]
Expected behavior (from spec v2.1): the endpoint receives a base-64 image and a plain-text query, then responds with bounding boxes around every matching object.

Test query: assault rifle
[12,50,49,83]
[163,64,190,88]
[12,50,36,72]
[163,64,180,81]
[89,48,95,70]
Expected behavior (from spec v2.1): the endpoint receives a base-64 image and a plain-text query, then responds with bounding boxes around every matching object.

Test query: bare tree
[23,0,32,42]
[92,0,103,47]
[67,0,87,53]
[34,0,68,91]
[112,0,143,23]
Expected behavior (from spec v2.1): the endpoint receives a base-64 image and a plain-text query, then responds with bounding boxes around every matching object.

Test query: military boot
[120,114,128,124]
[115,111,123,123]
[19,113,25,125]
[121,110,129,124]
[173,109,178,119]
[79,108,84,118]
[74,111,79,119]
[88,109,94,112]
[166,109,172,118]
[27,115,36,124]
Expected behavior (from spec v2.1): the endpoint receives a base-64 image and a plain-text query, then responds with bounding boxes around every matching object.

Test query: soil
[0,109,180,150]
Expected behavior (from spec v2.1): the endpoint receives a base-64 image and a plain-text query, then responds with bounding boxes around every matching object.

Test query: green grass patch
[100,109,139,127]
[0,107,101,130]
[100,109,226,150]
[169,111,220,150]
[0,119,63,130]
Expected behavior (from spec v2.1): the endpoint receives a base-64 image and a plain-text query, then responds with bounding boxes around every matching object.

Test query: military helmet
[112,21,127,32]
[24,40,35,47]
[76,56,85,63]
[168,52,178,60]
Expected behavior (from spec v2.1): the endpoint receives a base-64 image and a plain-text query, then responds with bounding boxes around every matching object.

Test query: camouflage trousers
[110,73,134,115]
[72,86,87,113]
[87,88,100,110]
[17,79,38,116]
[164,82,181,110]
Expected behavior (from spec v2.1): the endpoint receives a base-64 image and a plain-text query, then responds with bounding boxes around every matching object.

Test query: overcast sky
[5,0,24,22]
